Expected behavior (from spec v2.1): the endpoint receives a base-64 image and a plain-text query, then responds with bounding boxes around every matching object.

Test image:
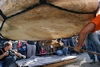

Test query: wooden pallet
[42,57,77,67]
[16,56,77,67]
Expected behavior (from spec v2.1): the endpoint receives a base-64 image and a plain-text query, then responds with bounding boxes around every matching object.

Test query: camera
[8,50,26,60]
[8,50,15,56]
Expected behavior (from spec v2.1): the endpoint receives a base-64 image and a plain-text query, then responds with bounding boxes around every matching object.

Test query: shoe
[89,59,95,64]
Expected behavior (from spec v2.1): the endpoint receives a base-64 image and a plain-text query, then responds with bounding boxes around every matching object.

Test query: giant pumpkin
[0,0,98,40]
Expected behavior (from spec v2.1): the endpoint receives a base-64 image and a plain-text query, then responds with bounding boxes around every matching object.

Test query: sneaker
[89,59,95,64]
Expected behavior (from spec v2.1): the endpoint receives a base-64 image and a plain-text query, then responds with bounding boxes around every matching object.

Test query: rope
[7,3,40,19]
[46,2,98,14]
[0,10,7,30]
[66,46,100,56]
[0,3,41,31]
[0,20,6,30]
[0,10,7,20]
[39,0,46,4]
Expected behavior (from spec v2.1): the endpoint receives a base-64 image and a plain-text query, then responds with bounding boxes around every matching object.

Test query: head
[4,41,12,51]
[41,47,44,50]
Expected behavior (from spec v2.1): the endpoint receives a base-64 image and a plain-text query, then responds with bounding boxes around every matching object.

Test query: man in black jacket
[0,41,25,67]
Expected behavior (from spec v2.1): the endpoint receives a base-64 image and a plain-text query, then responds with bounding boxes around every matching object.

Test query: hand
[3,51,9,56]
[74,45,82,52]
[15,52,21,57]
[21,55,26,59]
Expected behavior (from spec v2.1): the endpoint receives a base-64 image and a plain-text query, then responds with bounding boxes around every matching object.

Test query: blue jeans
[0,56,15,67]
[62,38,75,54]
[0,61,3,67]
[56,47,68,56]
[62,47,68,56]
[85,39,96,60]
[85,32,100,61]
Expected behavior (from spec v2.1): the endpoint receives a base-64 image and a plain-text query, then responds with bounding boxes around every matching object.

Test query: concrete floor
[60,52,100,67]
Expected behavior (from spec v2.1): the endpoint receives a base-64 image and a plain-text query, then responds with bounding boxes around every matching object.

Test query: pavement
[60,52,100,67]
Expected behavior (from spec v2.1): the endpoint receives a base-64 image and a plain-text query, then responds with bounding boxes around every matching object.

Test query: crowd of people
[0,30,100,67]
[0,33,87,67]
[1,31,100,67]
[0,35,83,67]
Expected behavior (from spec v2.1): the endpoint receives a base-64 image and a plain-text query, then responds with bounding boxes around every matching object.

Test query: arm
[0,51,9,59]
[14,51,26,58]
[14,52,22,57]
[24,41,28,45]
[74,22,95,52]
